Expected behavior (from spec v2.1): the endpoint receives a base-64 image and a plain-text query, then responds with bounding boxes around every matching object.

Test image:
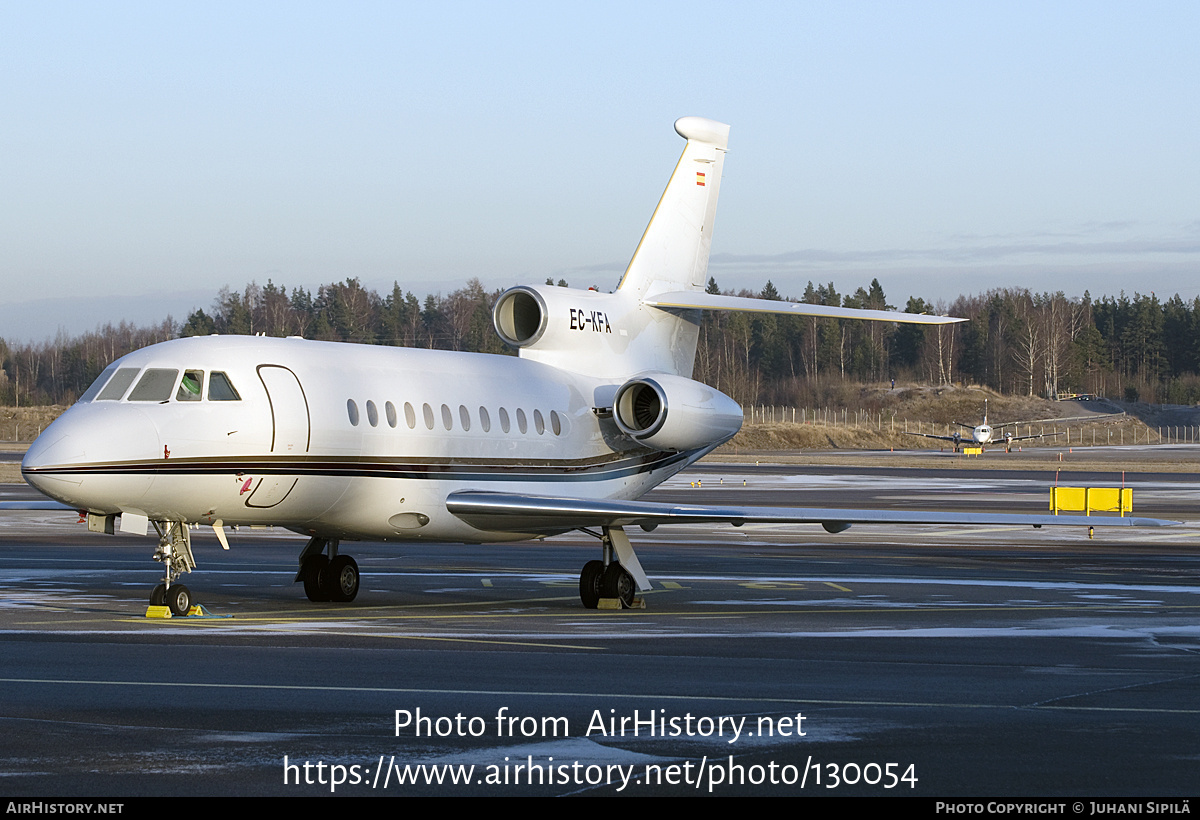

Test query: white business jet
[12,118,1170,615]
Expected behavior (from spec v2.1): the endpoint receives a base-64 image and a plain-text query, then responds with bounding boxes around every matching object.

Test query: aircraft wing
[902,432,959,443]
[445,490,1174,534]
[1004,431,1062,443]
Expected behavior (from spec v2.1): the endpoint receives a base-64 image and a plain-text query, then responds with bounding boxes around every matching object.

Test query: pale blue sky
[3,1,1198,341]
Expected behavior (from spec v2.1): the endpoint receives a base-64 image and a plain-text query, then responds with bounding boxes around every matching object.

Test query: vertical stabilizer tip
[673,117,730,149]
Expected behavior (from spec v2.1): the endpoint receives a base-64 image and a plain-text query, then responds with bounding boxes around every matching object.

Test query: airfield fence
[740,405,1200,447]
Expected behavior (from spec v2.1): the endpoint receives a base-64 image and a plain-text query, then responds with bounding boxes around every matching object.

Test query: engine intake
[613,374,742,452]
[493,286,548,348]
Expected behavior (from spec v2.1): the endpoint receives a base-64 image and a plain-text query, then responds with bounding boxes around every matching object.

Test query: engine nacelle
[492,284,700,378]
[493,286,551,348]
[494,284,624,348]
[613,373,742,452]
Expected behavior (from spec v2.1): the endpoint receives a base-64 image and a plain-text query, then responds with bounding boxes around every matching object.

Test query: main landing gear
[296,537,360,602]
[150,520,196,616]
[577,525,649,609]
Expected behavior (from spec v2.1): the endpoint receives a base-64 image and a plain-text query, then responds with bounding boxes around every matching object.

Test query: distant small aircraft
[905,398,1073,452]
[6,118,1172,614]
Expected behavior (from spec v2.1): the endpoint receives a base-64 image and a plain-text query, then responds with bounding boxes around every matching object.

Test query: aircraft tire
[302,555,331,602]
[601,563,635,608]
[149,583,166,606]
[166,584,191,617]
[579,560,604,609]
[328,555,359,603]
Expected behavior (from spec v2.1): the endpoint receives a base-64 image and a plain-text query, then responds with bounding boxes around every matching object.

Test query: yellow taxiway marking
[1136,531,1200,542]
[109,602,1200,627]
[928,526,1030,536]
[18,589,1198,629]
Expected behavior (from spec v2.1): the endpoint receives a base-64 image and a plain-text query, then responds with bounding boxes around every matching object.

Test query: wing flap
[445,490,1174,533]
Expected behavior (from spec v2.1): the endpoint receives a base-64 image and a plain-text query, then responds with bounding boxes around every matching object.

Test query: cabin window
[516,408,528,434]
[533,409,545,435]
[176,370,204,402]
[550,410,562,436]
[78,364,120,403]
[95,367,141,401]
[404,402,417,429]
[347,399,360,426]
[441,404,453,431]
[499,407,510,433]
[208,372,241,401]
[459,405,471,431]
[366,400,379,427]
[385,401,398,428]
[422,403,435,430]
[478,406,491,433]
[128,369,179,402]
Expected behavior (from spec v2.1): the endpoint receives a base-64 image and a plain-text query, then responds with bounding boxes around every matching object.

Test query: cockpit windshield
[128,369,180,401]
[208,372,240,401]
[76,365,241,403]
[93,367,141,402]
[77,365,120,403]
[176,370,203,402]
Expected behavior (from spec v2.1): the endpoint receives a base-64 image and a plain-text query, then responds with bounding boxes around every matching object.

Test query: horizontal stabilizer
[642,291,964,324]
[446,490,1174,534]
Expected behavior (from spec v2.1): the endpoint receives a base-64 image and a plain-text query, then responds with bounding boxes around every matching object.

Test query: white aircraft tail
[617,117,730,299]
[493,117,960,380]
[494,118,730,378]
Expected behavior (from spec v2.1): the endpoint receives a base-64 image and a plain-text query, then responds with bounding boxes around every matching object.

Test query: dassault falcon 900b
[11,118,1171,615]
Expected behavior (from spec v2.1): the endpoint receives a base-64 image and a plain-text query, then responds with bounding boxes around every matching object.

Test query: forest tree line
[3,276,1200,407]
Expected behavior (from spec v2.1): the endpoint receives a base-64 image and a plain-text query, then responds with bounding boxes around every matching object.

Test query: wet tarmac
[0,459,1198,796]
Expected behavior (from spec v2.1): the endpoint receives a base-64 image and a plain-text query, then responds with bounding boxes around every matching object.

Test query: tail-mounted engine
[493,284,651,378]
[613,373,742,452]
[495,284,623,350]
[493,286,550,348]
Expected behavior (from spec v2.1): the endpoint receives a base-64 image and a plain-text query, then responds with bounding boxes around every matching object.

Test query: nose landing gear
[150,520,196,616]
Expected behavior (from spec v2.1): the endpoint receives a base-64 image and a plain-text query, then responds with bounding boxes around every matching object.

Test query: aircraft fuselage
[22,335,702,543]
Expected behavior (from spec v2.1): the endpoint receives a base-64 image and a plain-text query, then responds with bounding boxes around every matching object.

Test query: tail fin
[618,117,729,298]
[502,118,959,381]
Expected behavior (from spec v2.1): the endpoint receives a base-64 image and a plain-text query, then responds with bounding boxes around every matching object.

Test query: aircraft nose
[22,422,87,497]
[22,405,160,512]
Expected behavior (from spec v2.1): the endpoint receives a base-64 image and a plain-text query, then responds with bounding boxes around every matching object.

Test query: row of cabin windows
[79,365,241,403]
[347,399,564,437]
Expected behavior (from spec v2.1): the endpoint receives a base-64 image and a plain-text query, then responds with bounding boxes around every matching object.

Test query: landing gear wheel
[579,560,604,609]
[165,584,192,617]
[302,555,331,602]
[327,555,360,603]
[149,583,166,606]
[601,563,635,608]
